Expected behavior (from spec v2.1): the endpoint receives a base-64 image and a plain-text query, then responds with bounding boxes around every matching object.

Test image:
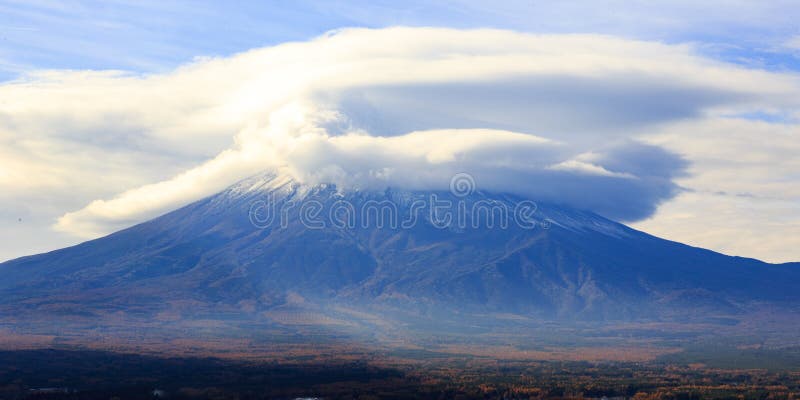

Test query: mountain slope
[1,172,798,337]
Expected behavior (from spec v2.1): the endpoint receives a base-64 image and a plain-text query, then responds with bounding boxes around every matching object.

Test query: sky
[1,0,799,263]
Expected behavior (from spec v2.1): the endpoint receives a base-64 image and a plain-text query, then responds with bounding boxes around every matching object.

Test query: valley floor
[1,344,800,400]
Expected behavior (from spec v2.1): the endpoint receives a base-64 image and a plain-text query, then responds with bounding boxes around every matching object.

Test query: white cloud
[784,35,800,50]
[632,118,800,262]
[2,27,800,262]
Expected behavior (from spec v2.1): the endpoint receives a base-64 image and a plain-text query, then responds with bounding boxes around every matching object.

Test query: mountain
[1,172,798,343]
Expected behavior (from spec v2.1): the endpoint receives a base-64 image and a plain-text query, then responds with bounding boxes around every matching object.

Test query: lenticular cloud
[24,27,795,237]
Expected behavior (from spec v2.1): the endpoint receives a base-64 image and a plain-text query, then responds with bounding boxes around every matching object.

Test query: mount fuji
[1,172,798,344]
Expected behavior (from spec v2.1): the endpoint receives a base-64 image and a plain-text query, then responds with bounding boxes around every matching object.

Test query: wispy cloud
[784,36,800,50]
[2,1,800,79]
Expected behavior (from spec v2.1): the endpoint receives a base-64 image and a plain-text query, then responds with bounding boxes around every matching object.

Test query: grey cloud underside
[291,144,686,222]
[297,73,727,221]
[325,74,750,140]
[452,144,686,222]
[295,133,688,222]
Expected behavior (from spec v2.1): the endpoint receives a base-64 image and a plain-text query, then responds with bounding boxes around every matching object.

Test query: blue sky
[2,0,800,80]
[1,1,800,264]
